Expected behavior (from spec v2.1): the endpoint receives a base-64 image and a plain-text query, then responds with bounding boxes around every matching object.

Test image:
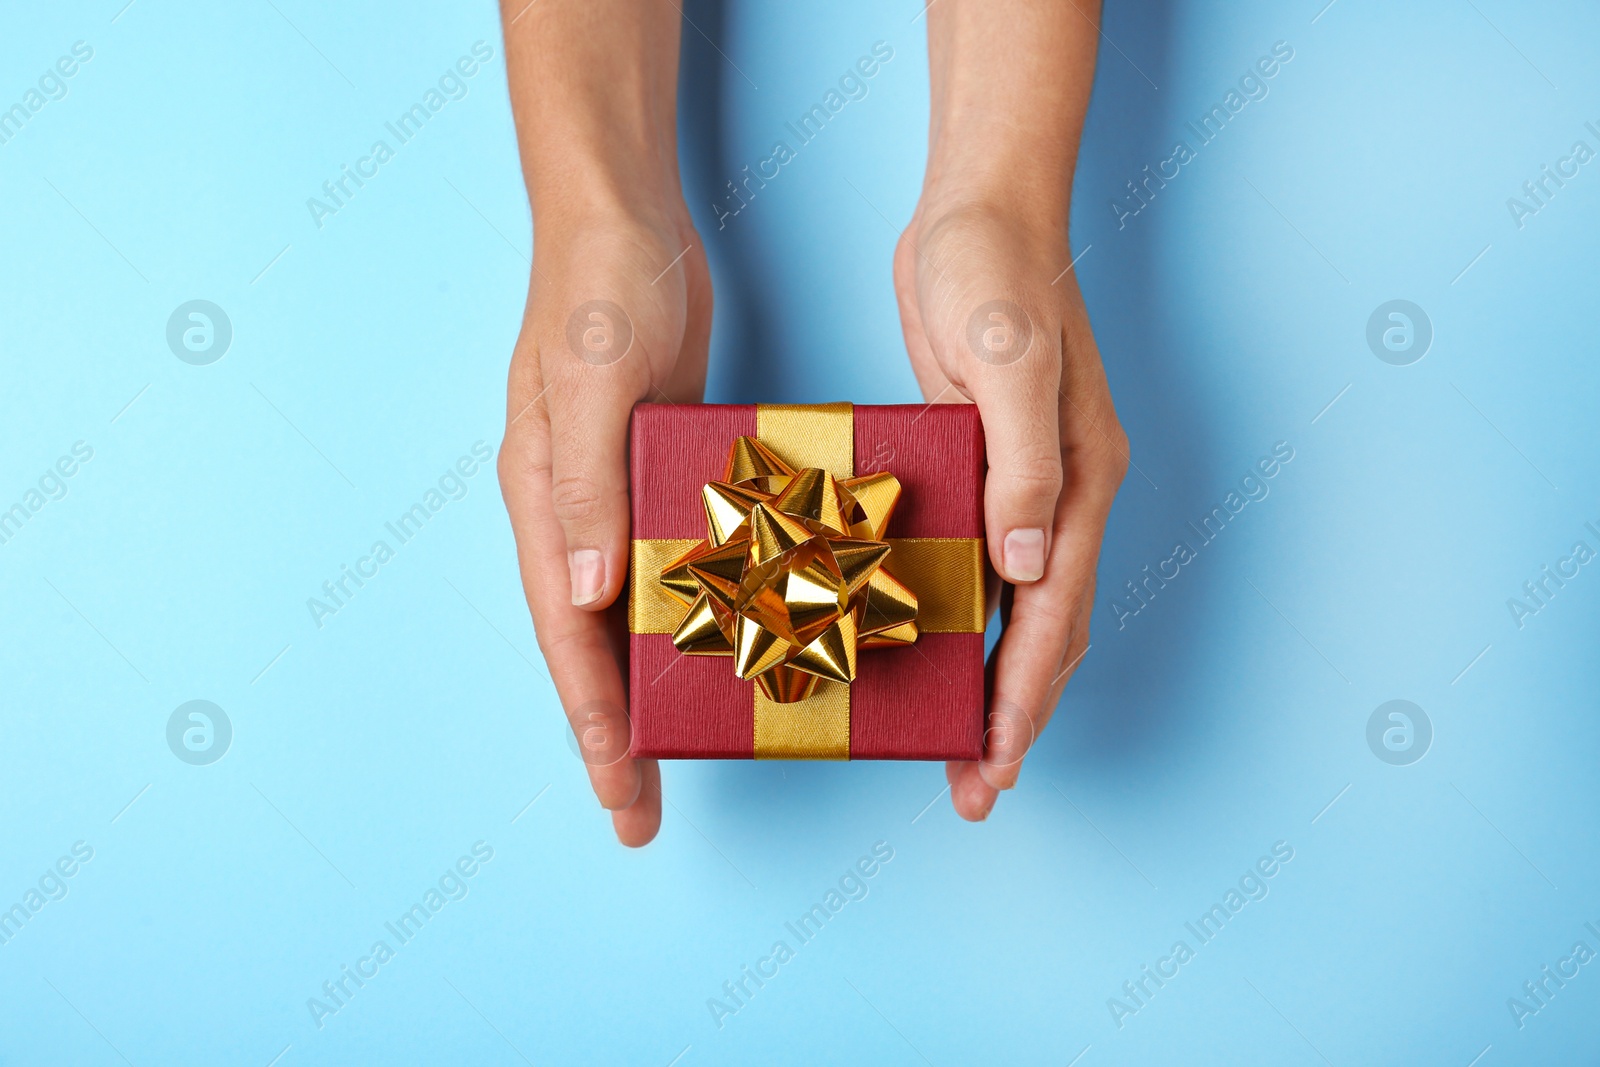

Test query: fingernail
[979,760,1019,792]
[569,549,605,605]
[1003,528,1047,582]
[974,790,997,821]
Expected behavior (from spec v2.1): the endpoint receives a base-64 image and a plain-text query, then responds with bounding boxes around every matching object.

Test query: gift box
[627,402,987,760]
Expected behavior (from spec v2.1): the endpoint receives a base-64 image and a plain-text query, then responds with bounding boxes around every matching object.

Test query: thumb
[542,306,643,610]
[958,301,1064,584]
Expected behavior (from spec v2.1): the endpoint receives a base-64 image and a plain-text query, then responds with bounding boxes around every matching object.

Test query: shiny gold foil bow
[658,436,919,703]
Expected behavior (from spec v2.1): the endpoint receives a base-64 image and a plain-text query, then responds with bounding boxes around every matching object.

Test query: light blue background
[2,0,1596,1064]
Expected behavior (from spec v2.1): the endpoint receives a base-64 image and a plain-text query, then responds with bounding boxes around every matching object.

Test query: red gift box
[627,402,987,761]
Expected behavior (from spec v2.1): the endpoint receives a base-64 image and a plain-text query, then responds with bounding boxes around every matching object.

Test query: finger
[541,300,650,611]
[500,366,644,814]
[958,301,1065,585]
[978,590,1092,793]
[947,760,999,821]
[978,409,1123,793]
[612,759,662,847]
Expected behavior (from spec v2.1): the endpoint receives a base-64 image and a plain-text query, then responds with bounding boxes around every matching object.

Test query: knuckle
[496,445,552,495]
[1011,583,1078,640]
[1003,451,1064,499]
[1101,424,1131,483]
[1095,408,1128,453]
[1068,417,1129,490]
[550,473,606,527]
[1063,626,1090,666]
[533,620,594,662]
[1060,639,1090,685]
[1030,596,1077,637]
[495,447,518,492]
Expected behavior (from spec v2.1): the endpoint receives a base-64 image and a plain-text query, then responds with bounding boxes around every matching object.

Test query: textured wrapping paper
[627,402,987,760]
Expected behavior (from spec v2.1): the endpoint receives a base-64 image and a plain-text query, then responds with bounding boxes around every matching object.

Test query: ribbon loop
[658,435,919,704]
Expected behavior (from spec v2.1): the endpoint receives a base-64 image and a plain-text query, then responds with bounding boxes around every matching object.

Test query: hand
[894,202,1128,821]
[498,211,711,846]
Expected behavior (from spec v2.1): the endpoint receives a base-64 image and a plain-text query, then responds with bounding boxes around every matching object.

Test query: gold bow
[659,436,919,703]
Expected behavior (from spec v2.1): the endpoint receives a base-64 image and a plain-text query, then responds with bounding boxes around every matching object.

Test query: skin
[498,0,1126,844]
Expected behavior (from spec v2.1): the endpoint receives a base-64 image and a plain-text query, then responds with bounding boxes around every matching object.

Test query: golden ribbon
[629,404,985,759]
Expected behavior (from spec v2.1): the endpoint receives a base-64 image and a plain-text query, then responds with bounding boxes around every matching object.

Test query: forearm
[922,0,1099,227]
[499,0,687,230]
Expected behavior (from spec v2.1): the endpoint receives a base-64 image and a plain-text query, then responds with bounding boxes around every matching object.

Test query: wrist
[912,177,1071,250]
[531,181,692,249]
[526,133,689,234]
[920,134,1074,236]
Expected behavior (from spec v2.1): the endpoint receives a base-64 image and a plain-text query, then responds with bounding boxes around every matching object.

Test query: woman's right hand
[497,0,706,846]
[498,209,712,847]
